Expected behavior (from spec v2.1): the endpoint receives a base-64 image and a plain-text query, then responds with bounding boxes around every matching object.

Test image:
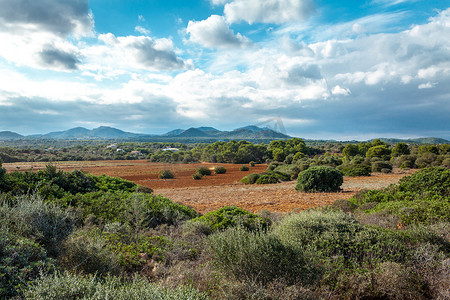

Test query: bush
[372,161,392,172]
[59,230,120,276]
[56,191,198,227]
[190,206,270,232]
[158,170,174,179]
[239,165,249,171]
[255,175,278,184]
[0,231,55,298]
[196,167,211,176]
[295,166,343,192]
[214,166,226,174]
[0,194,77,256]
[398,167,450,196]
[339,164,371,177]
[208,227,305,284]
[240,173,260,184]
[24,272,208,300]
[249,161,256,167]
[192,173,203,180]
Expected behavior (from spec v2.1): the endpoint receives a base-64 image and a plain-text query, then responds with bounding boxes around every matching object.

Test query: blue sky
[0,0,449,140]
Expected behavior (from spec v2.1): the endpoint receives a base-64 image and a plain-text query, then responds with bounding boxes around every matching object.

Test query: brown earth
[4,160,414,214]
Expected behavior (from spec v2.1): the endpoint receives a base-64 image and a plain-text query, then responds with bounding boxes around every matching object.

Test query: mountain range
[1,126,449,144]
[0,125,290,141]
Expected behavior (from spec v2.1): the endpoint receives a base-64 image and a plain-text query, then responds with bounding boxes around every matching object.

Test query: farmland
[3,160,412,213]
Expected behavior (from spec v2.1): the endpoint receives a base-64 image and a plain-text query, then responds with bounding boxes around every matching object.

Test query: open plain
[4,160,414,214]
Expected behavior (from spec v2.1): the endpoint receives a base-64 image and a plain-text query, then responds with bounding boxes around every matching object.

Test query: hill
[0,131,23,140]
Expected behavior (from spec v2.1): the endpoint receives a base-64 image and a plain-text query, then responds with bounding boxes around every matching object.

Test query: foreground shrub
[57,191,198,227]
[295,166,343,192]
[240,173,260,184]
[208,227,305,284]
[158,169,174,179]
[196,167,211,176]
[0,231,55,298]
[190,206,269,232]
[214,166,226,174]
[59,230,120,276]
[397,167,450,196]
[24,272,208,300]
[0,194,76,256]
[255,174,278,184]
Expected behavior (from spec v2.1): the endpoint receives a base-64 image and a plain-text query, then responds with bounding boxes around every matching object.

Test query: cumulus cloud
[86,34,188,71]
[186,15,250,49]
[0,0,93,36]
[224,0,315,24]
[39,45,80,70]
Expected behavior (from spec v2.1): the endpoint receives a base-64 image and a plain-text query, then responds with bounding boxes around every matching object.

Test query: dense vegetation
[1,140,449,299]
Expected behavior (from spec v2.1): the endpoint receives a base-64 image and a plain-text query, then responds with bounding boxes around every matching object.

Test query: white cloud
[0,0,93,37]
[84,34,188,72]
[186,15,250,49]
[418,82,435,89]
[224,0,315,24]
[331,85,351,96]
[135,26,151,35]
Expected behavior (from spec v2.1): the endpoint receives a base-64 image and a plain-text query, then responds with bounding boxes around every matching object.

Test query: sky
[0,0,449,140]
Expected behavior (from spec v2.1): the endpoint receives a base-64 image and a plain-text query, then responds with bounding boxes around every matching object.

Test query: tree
[343,144,360,158]
[366,145,391,159]
[391,143,410,157]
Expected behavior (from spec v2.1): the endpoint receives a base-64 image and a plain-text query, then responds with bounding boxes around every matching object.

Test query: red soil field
[4,160,413,214]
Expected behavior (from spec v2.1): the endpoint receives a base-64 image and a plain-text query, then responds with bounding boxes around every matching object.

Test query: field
[3,160,413,213]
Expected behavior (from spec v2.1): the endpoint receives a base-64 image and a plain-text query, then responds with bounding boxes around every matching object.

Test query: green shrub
[249,161,256,167]
[56,191,198,227]
[272,209,410,266]
[192,173,203,180]
[266,162,278,171]
[214,166,226,174]
[398,167,450,196]
[371,161,392,172]
[158,169,174,179]
[239,165,249,171]
[265,170,290,181]
[240,173,260,184]
[208,227,305,284]
[0,194,77,256]
[0,231,55,298]
[255,174,278,184]
[24,272,208,300]
[295,166,343,192]
[136,185,153,194]
[190,206,269,232]
[339,164,371,177]
[196,167,211,176]
[59,230,120,276]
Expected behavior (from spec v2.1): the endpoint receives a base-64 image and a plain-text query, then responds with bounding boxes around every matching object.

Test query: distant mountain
[221,128,290,139]
[196,126,220,133]
[176,128,212,138]
[44,127,91,139]
[235,125,267,133]
[0,131,23,140]
[41,126,144,140]
[90,126,139,138]
[162,129,185,136]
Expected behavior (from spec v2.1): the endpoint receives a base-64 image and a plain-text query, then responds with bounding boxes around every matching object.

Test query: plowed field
[4,160,414,214]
